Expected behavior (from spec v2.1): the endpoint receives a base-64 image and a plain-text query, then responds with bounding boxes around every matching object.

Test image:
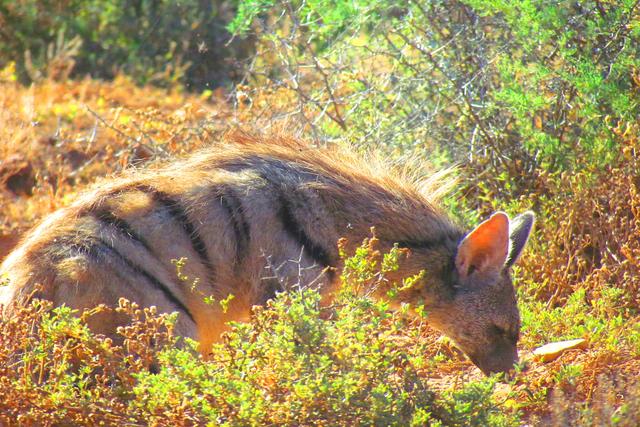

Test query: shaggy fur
[0,133,533,374]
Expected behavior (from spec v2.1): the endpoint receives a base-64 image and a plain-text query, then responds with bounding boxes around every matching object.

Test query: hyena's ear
[506,211,535,267]
[456,212,509,279]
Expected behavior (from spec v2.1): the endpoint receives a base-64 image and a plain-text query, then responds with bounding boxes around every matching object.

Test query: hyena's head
[404,211,535,376]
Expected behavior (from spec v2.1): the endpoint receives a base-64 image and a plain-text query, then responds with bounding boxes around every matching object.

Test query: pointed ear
[506,211,535,267]
[456,212,509,279]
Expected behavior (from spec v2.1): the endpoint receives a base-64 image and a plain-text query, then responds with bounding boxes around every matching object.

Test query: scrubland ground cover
[1,0,640,425]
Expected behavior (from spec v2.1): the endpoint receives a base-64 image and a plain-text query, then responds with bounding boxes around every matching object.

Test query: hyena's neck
[312,174,463,251]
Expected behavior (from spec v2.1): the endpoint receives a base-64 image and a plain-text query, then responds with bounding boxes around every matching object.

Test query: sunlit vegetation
[1,0,640,425]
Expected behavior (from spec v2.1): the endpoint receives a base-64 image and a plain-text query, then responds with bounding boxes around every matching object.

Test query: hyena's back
[1,134,449,350]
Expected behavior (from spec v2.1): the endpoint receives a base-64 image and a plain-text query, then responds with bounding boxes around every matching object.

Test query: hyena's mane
[49,131,452,219]
[186,132,460,245]
[213,132,453,203]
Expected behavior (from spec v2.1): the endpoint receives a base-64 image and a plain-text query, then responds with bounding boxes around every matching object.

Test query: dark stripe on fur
[89,208,153,253]
[107,244,195,323]
[397,231,463,251]
[212,186,251,268]
[440,256,460,297]
[277,191,334,271]
[52,234,195,322]
[254,168,336,282]
[134,184,215,278]
[397,239,441,250]
[259,277,282,305]
[398,233,462,296]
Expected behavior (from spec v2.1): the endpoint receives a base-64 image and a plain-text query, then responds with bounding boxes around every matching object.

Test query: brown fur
[0,132,533,374]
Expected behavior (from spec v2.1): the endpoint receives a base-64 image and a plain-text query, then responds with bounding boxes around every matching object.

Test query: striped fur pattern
[0,133,532,375]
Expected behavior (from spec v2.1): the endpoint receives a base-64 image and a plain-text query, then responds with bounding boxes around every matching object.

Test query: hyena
[0,133,533,375]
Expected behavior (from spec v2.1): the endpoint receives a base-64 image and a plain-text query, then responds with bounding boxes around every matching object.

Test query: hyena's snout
[469,340,519,376]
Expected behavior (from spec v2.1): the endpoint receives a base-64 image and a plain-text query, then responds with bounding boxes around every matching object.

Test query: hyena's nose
[478,360,517,378]
[472,347,518,378]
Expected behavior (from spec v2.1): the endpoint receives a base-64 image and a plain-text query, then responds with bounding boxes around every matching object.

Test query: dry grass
[0,76,232,255]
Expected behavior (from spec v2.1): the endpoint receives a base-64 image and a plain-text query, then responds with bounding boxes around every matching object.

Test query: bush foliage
[231,0,640,192]
[0,239,519,426]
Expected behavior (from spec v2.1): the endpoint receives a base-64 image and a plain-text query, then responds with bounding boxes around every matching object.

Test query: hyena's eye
[493,325,519,343]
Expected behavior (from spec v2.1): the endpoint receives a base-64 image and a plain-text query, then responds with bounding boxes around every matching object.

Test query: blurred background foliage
[0,0,251,89]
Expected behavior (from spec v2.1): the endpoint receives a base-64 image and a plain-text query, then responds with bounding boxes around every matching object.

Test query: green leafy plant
[232,0,640,198]
[0,237,520,425]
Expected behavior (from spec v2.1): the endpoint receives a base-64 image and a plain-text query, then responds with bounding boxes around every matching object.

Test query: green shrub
[0,238,520,425]
[231,0,640,197]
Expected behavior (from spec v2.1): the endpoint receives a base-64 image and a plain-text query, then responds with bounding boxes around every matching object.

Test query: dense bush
[0,238,519,426]
[0,0,251,89]
[230,0,640,197]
